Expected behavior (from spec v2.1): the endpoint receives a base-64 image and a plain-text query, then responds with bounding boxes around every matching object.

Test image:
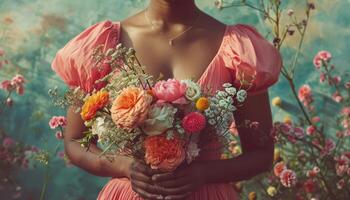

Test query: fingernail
[156,195,163,200]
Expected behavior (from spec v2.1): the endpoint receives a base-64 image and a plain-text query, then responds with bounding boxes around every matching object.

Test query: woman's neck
[147,0,199,24]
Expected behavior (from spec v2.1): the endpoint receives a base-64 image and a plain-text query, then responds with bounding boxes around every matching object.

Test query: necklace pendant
[169,40,173,47]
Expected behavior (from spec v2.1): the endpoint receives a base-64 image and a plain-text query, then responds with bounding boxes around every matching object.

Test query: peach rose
[110,87,153,130]
[144,134,185,172]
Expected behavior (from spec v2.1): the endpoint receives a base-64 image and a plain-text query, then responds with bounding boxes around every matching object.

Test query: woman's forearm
[65,140,132,178]
[200,147,273,183]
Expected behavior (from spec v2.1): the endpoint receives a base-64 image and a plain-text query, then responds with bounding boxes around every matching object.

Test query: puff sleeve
[221,24,283,95]
[51,20,121,93]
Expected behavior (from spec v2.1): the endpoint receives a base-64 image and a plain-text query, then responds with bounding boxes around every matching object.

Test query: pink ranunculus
[49,116,67,129]
[313,50,332,69]
[152,79,187,104]
[3,137,15,148]
[0,80,13,91]
[280,169,297,187]
[182,112,206,134]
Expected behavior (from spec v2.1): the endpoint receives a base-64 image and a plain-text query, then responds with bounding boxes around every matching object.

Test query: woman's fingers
[130,170,152,183]
[157,183,194,196]
[156,176,192,188]
[132,160,161,176]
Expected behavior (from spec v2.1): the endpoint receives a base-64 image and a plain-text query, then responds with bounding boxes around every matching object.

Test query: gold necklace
[144,9,201,47]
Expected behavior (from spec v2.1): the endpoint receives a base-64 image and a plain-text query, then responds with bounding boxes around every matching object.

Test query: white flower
[92,117,107,136]
[225,87,237,96]
[219,100,228,107]
[182,80,201,101]
[208,119,216,125]
[236,90,247,102]
[141,104,177,136]
[186,142,201,164]
[223,83,232,88]
[217,91,228,98]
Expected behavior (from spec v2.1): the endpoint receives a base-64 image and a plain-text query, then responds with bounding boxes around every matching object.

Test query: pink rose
[280,169,297,187]
[182,112,206,134]
[152,79,187,104]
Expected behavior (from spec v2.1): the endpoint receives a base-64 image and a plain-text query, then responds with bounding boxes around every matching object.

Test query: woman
[51,0,282,199]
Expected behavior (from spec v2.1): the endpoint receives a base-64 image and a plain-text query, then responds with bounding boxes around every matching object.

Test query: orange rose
[81,91,109,121]
[110,87,152,130]
[144,134,185,172]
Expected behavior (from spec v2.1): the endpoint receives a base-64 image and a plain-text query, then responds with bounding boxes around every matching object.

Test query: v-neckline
[114,21,229,84]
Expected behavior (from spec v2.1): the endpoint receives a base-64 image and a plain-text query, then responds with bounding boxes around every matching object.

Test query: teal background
[0,0,349,199]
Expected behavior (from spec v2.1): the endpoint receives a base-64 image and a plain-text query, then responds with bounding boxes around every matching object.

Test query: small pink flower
[313,50,332,69]
[303,179,315,193]
[274,161,287,177]
[298,85,313,104]
[294,127,305,139]
[280,169,297,187]
[16,85,24,95]
[306,126,316,135]
[182,112,206,134]
[6,98,13,107]
[306,166,319,178]
[341,107,350,117]
[332,91,343,103]
[336,163,348,176]
[341,119,350,129]
[57,151,65,158]
[11,74,25,85]
[280,123,292,135]
[345,82,350,89]
[311,116,320,123]
[0,80,13,91]
[320,138,335,157]
[2,137,15,148]
[152,79,187,104]
[49,116,67,129]
[319,73,326,83]
[332,76,341,85]
[55,131,64,140]
[337,179,345,190]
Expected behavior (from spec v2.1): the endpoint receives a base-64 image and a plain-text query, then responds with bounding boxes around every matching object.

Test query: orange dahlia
[81,91,109,121]
[144,134,185,172]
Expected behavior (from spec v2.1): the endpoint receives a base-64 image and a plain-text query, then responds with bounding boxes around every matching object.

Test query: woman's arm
[200,90,274,182]
[152,91,274,199]
[64,106,166,199]
[64,106,132,178]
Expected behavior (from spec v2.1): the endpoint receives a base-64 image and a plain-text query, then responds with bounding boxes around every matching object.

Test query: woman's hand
[129,160,165,200]
[151,163,206,200]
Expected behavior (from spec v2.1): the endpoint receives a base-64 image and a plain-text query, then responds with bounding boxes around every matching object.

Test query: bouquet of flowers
[59,44,249,172]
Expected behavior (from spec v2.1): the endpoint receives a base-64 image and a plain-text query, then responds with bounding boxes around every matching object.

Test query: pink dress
[51,20,282,200]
